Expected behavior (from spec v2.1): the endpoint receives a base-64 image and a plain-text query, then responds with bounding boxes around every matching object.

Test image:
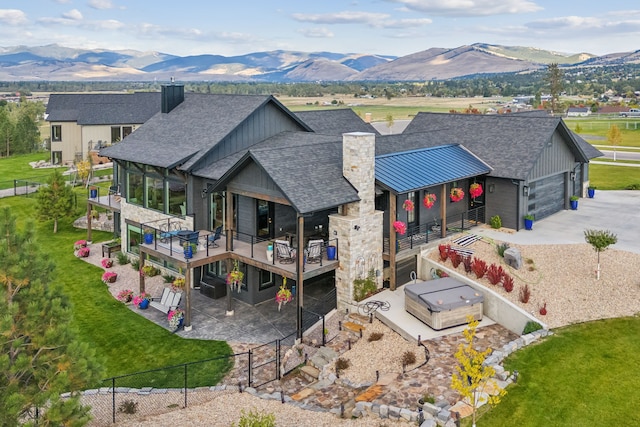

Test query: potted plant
[167,308,185,330]
[74,239,87,250]
[76,246,90,258]
[101,271,118,284]
[133,292,150,309]
[570,195,579,210]
[101,257,114,268]
[116,289,134,304]
[143,227,154,244]
[587,186,596,198]
[524,214,534,230]
[275,279,292,311]
[183,242,197,259]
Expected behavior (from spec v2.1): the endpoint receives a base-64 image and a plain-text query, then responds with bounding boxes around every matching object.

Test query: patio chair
[207,226,222,248]
[275,239,296,264]
[149,288,182,314]
[305,239,323,263]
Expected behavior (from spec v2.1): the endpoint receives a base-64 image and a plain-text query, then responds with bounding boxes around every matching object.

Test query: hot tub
[404,278,484,330]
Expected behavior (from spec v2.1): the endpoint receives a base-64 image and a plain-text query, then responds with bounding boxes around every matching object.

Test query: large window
[127,172,144,206]
[51,125,62,141]
[146,176,164,212]
[111,127,121,143]
[168,180,186,216]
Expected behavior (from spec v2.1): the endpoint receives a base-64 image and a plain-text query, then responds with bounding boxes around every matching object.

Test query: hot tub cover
[404,278,483,312]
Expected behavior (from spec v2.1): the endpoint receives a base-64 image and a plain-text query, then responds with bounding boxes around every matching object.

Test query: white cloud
[386,0,543,17]
[291,11,431,28]
[62,9,83,21]
[298,27,334,38]
[0,9,28,25]
[88,0,115,10]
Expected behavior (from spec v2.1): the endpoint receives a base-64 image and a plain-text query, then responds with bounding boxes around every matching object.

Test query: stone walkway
[218,310,518,421]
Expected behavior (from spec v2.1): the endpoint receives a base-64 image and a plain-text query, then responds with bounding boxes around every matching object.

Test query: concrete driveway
[474,190,640,254]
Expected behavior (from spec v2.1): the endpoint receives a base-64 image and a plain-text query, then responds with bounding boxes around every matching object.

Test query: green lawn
[474,316,640,426]
[589,163,640,190]
[0,152,60,189]
[6,194,232,388]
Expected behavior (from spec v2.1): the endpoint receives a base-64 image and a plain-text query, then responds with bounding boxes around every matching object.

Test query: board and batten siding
[484,178,518,229]
[526,132,576,181]
[196,102,307,168]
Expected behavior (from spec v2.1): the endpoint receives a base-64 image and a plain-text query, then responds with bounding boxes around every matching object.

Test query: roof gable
[295,109,380,135]
[46,92,160,125]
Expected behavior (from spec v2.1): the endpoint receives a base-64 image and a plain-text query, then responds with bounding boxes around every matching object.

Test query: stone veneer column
[330,132,383,310]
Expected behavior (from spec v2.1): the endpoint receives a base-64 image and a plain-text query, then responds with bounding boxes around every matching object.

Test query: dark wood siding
[237,195,254,242]
[396,255,417,288]
[232,162,285,200]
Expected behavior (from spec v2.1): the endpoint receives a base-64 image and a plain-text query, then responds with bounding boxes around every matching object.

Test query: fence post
[322,315,326,346]
[112,377,116,424]
[276,339,281,380]
[248,350,252,387]
[13,179,17,196]
[184,364,188,408]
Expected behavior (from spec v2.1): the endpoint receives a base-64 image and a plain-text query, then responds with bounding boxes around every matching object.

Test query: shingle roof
[295,109,380,135]
[399,112,597,180]
[101,94,309,169]
[375,145,492,193]
[45,92,160,125]
[209,132,359,214]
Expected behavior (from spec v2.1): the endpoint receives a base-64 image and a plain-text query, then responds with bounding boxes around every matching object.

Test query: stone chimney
[341,132,376,217]
[161,80,184,114]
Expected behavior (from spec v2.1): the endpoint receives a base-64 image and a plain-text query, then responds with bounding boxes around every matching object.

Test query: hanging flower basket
[402,199,414,212]
[469,183,483,199]
[450,187,465,202]
[226,260,244,293]
[171,277,185,292]
[423,193,436,209]
[275,282,292,312]
[393,220,407,235]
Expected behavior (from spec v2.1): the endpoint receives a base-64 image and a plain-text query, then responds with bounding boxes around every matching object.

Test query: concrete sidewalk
[474,190,640,254]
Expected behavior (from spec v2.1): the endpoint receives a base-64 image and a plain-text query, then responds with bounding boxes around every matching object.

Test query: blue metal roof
[375,144,492,193]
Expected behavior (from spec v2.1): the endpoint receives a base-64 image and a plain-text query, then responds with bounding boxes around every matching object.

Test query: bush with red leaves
[486,263,504,285]
[502,274,514,292]
[471,258,487,279]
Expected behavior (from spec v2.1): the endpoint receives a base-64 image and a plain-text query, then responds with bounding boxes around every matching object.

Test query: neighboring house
[45,92,160,165]
[566,107,590,117]
[96,85,601,334]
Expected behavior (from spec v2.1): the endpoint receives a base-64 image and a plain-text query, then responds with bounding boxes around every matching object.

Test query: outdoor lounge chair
[208,226,222,248]
[149,288,182,314]
[275,239,296,264]
[305,239,323,263]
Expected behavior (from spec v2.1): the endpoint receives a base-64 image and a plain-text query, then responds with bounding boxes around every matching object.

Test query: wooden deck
[140,233,338,281]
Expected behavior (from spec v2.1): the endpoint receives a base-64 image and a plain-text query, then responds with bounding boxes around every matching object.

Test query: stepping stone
[376,372,399,386]
[449,401,474,418]
[291,388,315,401]
[355,384,383,402]
[300,365,320,381]
[348,313,369,324]
[343,321,365,333]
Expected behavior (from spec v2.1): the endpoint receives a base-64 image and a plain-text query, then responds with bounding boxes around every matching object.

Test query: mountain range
[0,43,638,82]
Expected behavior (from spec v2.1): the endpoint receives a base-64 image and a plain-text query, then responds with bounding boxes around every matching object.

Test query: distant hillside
[0,43,631,82]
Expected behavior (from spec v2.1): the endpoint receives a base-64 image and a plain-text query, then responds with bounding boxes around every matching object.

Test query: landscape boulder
[504,247,522,269]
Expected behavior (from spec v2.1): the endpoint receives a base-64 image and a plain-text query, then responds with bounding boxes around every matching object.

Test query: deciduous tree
[0,207,103,426]
[36,169,75,233]
[584,229,617,280]
[607,124,622,161]
[451,316,506,427]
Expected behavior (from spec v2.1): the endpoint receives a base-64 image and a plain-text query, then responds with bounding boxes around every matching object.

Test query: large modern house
[45,92,161,165]
[92,84,600,334]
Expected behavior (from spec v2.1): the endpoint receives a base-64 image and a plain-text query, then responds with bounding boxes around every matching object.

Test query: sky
[1,0,639,58]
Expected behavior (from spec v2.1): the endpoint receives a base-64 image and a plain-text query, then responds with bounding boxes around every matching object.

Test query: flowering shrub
[469,183,483,199]
[172,277,185,292]
[76,247,90,258]
[275,283,292,311]
[101,258,113,268]
[102,271,118,284]
[168,309,185,329]
[141,265,159,277]
[116,289,134,303]
[450,187,465,202]
[423,193,436,209]
[393,221,407,235]
[402,199,414,212]
[132,292,151,307]
[74,240,88,250]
